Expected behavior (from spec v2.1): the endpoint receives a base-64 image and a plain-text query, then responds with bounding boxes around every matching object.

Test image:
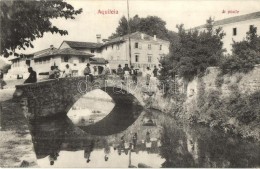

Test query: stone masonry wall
[187,65,260,99]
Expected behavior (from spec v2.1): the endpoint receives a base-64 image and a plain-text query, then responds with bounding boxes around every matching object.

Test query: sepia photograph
[0,0,259,168]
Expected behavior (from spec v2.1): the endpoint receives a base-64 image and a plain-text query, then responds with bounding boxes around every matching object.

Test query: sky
[6,0,260,58]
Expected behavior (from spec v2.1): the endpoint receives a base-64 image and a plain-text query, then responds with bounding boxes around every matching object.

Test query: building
[59,32,170,71]
[6,32,170,79]
[190,11,260,53]
[6,46,94,79]
[6,53,34,79]
[32,46,94,77]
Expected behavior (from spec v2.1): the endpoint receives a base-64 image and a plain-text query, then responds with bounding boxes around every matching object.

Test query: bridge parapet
[13,76,156,120]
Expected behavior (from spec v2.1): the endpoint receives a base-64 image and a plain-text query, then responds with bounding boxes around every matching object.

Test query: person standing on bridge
[130,66,138,84]
[102,63,110,80]
[145,67,152,86]
[49,66,56,79]
[123,64,130,84]
[24,67,37,84]
[117,64,124,80]
[84,63,93,82]
[153,65,158,78]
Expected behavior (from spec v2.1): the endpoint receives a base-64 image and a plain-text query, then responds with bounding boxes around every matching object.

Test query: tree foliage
[109,15,170,40]
[220,26,260,74]
[160,17,226,81]
[0,0,82,57]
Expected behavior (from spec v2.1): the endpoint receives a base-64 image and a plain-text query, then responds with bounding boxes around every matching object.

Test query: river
[28,90,260,168]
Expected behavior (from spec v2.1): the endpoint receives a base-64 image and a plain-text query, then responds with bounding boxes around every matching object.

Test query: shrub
[215,73,224,88]
[220,26,260,74]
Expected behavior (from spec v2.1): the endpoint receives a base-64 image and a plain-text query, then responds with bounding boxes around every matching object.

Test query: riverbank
[0,89,38,167]
[147,83,260,142]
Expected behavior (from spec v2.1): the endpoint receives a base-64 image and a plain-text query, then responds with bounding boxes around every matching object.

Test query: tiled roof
[63,41,103,49]
[33,48,94,59]
[61,32,169,49]
[192,11,260,30]
[90,57,107,64]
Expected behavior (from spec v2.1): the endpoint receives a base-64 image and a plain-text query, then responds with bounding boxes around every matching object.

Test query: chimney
[96,34,101,43]
[153,35,157,41]
[141,33,144,40]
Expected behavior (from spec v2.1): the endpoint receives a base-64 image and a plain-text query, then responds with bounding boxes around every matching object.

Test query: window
[233,28,237,36]
[148,55,152,63]
[64,56,69,62]
[160,55,165,60]
[135,55,139,62]
[106,46,107,50]
[159,45,162,50]
[39,59,42,64]
[91,49,95,53]
[112,45,114,49]
[148,44,152,50]
[135,42,138,48]
[80,58,85,63]
[116,45,120,50]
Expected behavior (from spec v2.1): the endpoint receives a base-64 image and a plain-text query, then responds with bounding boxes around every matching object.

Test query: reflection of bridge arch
[13,76,147,120]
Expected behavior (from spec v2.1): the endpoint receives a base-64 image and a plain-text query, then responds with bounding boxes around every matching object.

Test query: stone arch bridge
[13,76,156,120]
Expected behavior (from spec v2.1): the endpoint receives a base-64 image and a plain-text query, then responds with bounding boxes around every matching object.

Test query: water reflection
[67,90,115,127]
[29,105,260,168]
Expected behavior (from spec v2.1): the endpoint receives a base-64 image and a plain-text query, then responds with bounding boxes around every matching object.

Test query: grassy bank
[0,89,38,167]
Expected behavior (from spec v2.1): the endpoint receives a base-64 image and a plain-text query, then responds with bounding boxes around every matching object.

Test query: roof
[62,41,103,49]
[60,32,170,49]
[90,57,107,65]
[8,54,34,61]
[33,47,57,56]
[33,48,94,59]
[106,31,169,44]
[192,11,260,30]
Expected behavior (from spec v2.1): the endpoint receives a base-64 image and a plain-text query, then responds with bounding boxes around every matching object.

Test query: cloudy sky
[14,0,260,55]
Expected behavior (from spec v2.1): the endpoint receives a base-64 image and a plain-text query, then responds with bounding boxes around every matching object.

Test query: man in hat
[145,67,152,86]
[24,67,37,84]
[84,63,93,82]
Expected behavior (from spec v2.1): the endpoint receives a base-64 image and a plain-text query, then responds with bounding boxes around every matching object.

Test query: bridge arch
[13,76,147,120]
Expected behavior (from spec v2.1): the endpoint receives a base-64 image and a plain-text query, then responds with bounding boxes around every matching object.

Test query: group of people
[116,64,138,84]
[49,64,74,79]
[116,64,162,86]
[21,63,162,86]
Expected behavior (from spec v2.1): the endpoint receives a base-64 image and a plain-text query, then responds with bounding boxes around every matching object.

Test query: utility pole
[127,0,132,66]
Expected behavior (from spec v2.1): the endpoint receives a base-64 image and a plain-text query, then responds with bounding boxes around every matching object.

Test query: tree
[109,15,141,39]
[109,15,169,40]
[220,26,260,74]
[0,0,82,57]
[161,17,226,82]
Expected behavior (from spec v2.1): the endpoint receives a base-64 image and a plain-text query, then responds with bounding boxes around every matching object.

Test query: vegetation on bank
[219,26,260,74]
[187,79,260,141]
[156,18,260,141]
[159,17,225,85]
